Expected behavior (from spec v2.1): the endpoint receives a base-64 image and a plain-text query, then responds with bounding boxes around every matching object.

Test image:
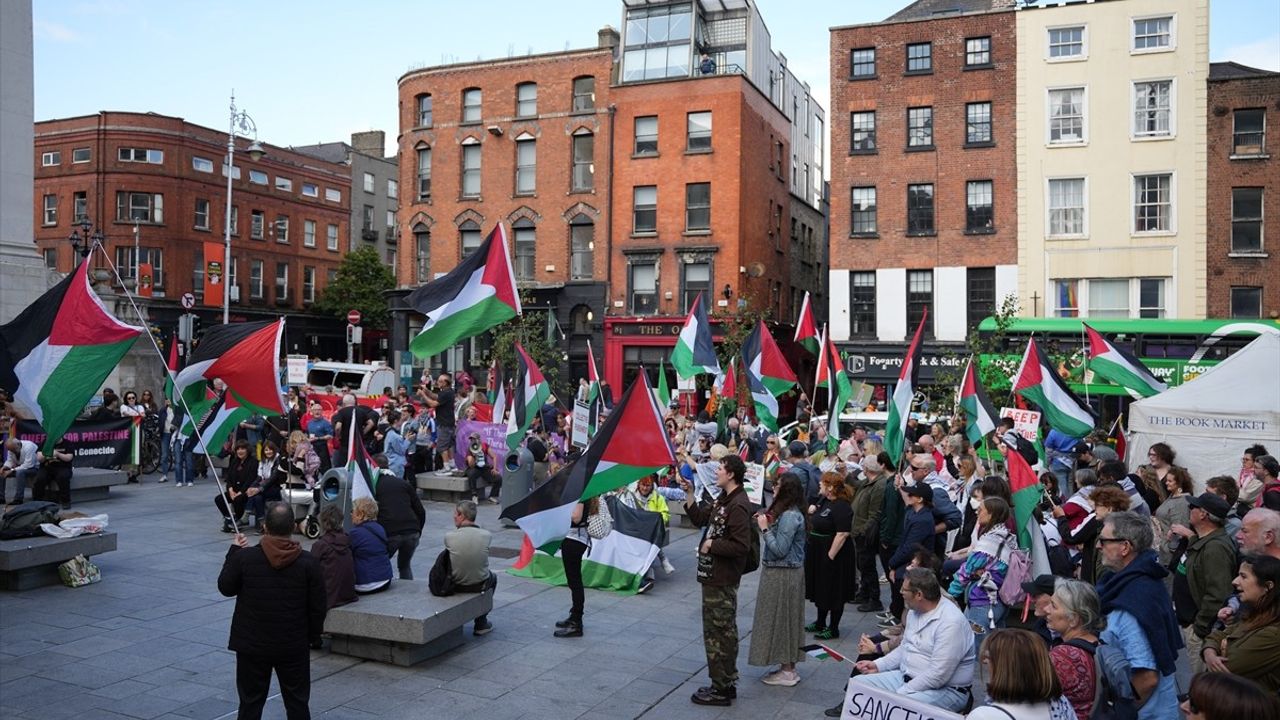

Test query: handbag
[58,554,101,588]
[587,497,613,539]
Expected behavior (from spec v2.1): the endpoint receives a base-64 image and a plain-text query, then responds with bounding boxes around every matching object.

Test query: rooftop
[1209,61,1280,81]
[885,0,1002,22]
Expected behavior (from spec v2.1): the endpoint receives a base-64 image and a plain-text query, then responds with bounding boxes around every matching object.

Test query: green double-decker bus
[976,317,1280,396]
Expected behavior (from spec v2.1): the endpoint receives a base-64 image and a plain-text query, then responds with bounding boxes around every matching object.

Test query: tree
[314,247,396,330]
[487,292,562,396]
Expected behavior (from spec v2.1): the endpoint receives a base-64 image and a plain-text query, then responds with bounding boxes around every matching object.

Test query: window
[251,210,265,239]
[275,176,293,192]
[230,206,238,235]
[907,107,933,148]
[681,262,710,314]
[965,37,991,67]
[461,88,481,123]
[43,248,57,270]
[303,266,315,304]
[1133,16,1172,51]
[1133,80,1172,137]
[850,187,877,235]
[387,179,397,199]
[386,210,396,235]
[907,270,933,337]
[572,76,595,112]
[1138,278,1165,318]
[570,214,593,280]
[459,220,482,259]
[249,169,268,185]
[1232,109,1265,155]
[687,111,711,152]
[1048,178,1086,237]
[363,172,375,193]
[274,215,289,243]
[192,156,213,173]
[850,272,876,337]
[1056,278,1170,319]
[194,198,210,229]
[515,137,536,195]
[571,132,594,192]
[850,47,875,78]
[634,116,658,155]
[516,82,537,117]
[361,205,374,233]
[327,269,337,284]
[302,182,318,198]
[250,260,264,299]
[1231,287,1262,318]
[325,188,341,203]
[1054,279,1080,317]
[1048,26,1085,58]
[620,3,693,81]
[416,144,432,199]
[275,262,289,302]
[685,182,710,231]
[414,224,431,283]
[1088,279,1129,317]
[73,191,87,223]
[42,194,57,225]
[850,111,876,153]
[1231,188,1264,253]
[633,186,657,233]
[967,268,996,330]
[966,181,994,232]
[1049,88,1085,143]
[72,147,90,163]
[906,184,934,235]
[41,150,60,166]
[906,42,932,73]
[123,246,164,290]
[461,142,481,198]
[417,93,433,127]
[326,223,339,251]
[628,261,657,315]
[513,220,535,281]
[118,148,163,164]
[966,102,992,145]
[115,247,136,281]
[115,192,163,223]
[304,220,316,248]
[1133,173,1172,233]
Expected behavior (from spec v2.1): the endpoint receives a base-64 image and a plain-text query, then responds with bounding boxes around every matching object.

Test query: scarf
[1096,549,1182,676]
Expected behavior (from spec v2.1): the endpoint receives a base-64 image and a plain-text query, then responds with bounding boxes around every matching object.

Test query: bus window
[1140,335,1196,359]
[307,369,336,387]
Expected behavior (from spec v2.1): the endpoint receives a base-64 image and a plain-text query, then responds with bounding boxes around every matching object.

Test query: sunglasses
[1098,537,1129,545]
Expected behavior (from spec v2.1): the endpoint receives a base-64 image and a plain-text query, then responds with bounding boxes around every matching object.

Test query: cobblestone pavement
[0,475,897,719]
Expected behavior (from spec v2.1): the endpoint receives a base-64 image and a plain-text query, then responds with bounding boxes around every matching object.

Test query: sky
[32,0,1280,162]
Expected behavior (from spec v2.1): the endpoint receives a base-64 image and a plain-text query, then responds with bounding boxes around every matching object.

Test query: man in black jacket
[218,502,327,720]
[372,453,427,579]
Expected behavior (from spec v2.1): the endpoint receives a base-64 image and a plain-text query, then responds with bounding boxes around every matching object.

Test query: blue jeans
[851,669,970,713]
[173,448,195,485]
[160,432,174,474]
[964,601,1006,654]
[5,467,38,504]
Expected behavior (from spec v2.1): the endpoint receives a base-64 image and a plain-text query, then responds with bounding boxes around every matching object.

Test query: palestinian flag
[407,223,520,359]
[670,292,720,379]
[0,261,143,453]
[505,343,551,453]
[814,325,830,391]
[173,319,285,416]
[826,336,852,454]
[185,390,252,456]
[345,418,376,501]
[501,371,673,553]
[793,291,820,356]
[162,334,181,403]
[1084,324,1167,398]
[1108,415,1127,460]
[958,357,999,448]
[490,362,507,426]
[1013,338,1095,437]
[715,357,737,400]
[656,358,672,409]
[742,321,797,431]
[1005,434,1049,556]
[800,644,847,662]
[885,309,928,464]
[586,339,601,437]
[508,495,666,594]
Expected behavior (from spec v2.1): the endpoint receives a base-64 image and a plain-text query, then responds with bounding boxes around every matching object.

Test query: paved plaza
[1,475,893,720]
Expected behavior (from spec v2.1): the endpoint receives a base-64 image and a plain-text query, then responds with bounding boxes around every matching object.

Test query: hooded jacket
[311,530,358,609]
[217,535,326,658]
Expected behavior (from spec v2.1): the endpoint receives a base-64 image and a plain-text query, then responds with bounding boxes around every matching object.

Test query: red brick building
[1206,62,1280,319]
[828,0,1018,386]
[33,111,352,355]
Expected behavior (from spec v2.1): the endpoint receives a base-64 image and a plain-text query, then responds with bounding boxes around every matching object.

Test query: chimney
[598,26,619,50]
[350,130,386,158]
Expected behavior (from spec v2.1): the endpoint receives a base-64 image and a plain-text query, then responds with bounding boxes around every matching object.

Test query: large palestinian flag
[1084,324,1167,398]
[885,309,928,464]
[670,292,720,379]
[1013,338,1095,437]
[958,357,999,447]
[505,343,551,452]
[184,389,252,456]
[1005,433,1050,564]
[173,320,286,416]
[794,291,820,356]
[407,223,520,359]
[0,261,143,453]
[741,321,797,430]
[345,419,377,502]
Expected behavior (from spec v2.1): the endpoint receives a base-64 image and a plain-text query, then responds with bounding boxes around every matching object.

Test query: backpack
[428,548,455,596]
[0,501,60,539]
[997,539,1033,607]
[1064,638,1139,720]
[742,526,761,574]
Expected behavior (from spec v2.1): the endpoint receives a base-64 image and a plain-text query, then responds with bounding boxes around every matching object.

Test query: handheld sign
[841,679,965,720]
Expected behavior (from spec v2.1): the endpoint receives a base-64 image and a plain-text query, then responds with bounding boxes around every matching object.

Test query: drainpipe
[605,104,616,308]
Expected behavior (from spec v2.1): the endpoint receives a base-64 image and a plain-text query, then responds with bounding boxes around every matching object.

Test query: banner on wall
[14,417,135,469]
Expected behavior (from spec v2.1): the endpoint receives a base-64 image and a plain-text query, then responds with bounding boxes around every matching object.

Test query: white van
[304,361,397,397]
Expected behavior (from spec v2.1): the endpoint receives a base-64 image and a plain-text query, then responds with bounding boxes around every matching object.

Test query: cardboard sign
[286,355,309,385]
[571,401,591,448]
[743,462,764,505]
[999,407,1042,442]
[841,679,965,720]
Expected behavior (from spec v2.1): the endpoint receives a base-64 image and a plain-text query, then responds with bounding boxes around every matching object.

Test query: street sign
[181,293,195,309]
[347,309,362,325]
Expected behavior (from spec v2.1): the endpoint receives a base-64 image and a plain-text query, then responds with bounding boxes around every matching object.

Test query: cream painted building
[1016,0,1208,319]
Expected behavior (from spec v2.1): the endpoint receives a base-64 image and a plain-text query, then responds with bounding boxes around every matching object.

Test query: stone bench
[414,471,471,502]
[69,469,128,503]
[668,498,695,528]
[323,578,493,666]
[0,531,118,590]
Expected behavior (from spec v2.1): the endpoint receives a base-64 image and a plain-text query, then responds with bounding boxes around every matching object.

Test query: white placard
[841,678,965,720]
[286,355,308,385]
[999,407,1042,442]
[571,401,590,448]
[743,462,764,505]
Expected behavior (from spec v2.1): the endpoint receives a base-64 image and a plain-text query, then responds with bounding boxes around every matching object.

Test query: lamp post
[67,218,101,264]
[222,92,265,324]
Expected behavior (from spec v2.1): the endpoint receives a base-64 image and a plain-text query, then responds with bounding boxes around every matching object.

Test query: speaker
[499,446,535,528]
[317,467,353,531]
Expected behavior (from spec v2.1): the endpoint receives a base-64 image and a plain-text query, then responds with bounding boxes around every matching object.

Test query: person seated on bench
[246,441,286,531]
[445,500,496,636]
[349,497,392,594]
[215,441,258,533]
[33,439,73,510]
[2,438,39,506]
[310,505,357,610]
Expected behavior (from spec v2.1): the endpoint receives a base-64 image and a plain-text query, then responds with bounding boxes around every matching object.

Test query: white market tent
[1127,332,1280,491]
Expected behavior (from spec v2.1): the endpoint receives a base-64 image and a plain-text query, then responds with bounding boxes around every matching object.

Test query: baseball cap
[1186,492,1230,522]
[787,440,808,458]
[903,483,932,500]
[1020,574,1058,598]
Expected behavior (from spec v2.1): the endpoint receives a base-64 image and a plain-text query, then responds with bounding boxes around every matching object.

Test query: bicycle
[138,414,162,475]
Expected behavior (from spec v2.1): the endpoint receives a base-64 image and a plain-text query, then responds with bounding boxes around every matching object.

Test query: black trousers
[235,651,310,720]
[386,531,420,580]
[33,467,72,506]
[216,492,249,522]
[561,538,587,620]
[878,543,904,617]
[855,536,881,603]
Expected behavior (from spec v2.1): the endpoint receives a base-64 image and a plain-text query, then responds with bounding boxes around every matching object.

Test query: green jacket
[851,473,887,540]
[1204,619,1280,693]
[878,479,905,548]
[1185,527,1237,638]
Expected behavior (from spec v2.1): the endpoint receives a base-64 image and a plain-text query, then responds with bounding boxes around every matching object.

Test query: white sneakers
[661,558,676,575]
[761,669,800,687]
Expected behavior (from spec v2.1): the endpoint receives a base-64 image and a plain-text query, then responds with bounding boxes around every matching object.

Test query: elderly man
[1,437,39,506]
[1238,507,1280,559]
[851,567,975,713]
[906,453,962,555]
[851,455,889,612]
[331,394,375,467]
[1172,492,1237,674]
[1095,511,1182,719]
[445,500,496,636]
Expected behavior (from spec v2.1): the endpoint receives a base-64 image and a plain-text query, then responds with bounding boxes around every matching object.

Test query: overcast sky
[33,0,1280,161]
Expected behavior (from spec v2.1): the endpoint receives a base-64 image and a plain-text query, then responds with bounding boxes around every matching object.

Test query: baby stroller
[281,459,323,539]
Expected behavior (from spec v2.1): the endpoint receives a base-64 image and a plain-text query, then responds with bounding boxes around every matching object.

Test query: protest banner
[14,417,135,469]
[571,401,591,448]
[453,419,507,470]
[841,679,965,720]
[286,355,308,385]
[999,407,1042,442]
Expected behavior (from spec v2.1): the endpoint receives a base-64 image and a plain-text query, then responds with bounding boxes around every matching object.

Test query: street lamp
[222,92,265,324]
[67,218,101,264]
